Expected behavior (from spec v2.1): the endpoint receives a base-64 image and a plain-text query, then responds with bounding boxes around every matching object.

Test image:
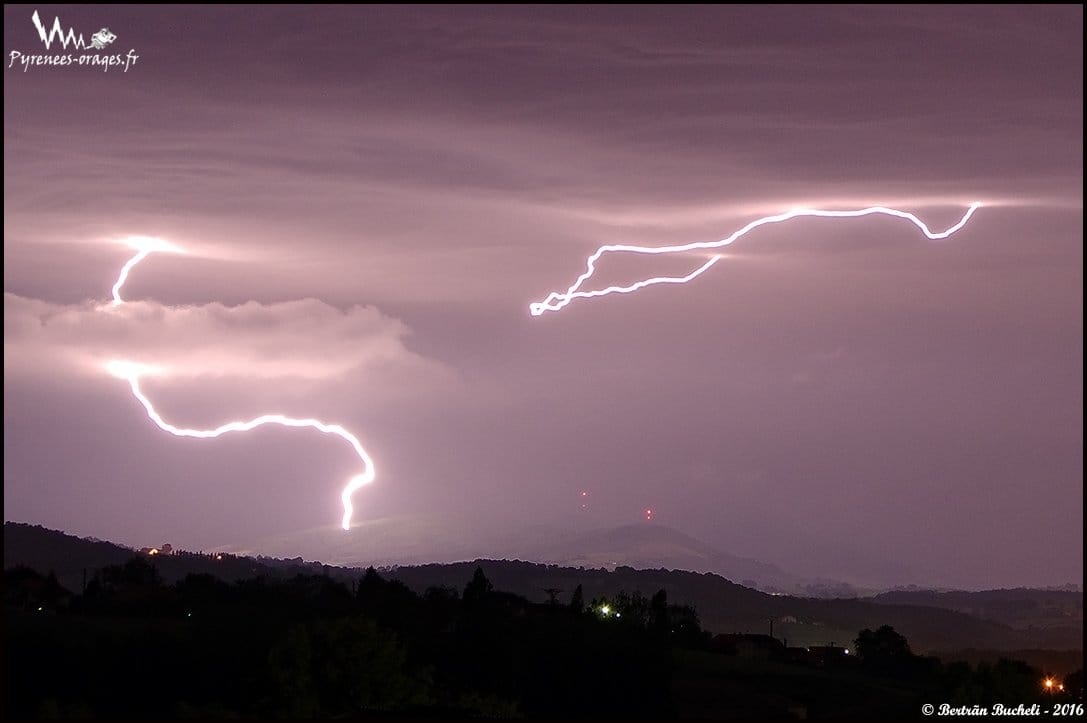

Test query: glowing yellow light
[149,548,159,555]
[1044,678,1055,689]
[600,605,611,616]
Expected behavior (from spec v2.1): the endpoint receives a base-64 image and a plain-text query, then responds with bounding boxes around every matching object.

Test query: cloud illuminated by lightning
[529,202,982,316]
[106,240,375,530]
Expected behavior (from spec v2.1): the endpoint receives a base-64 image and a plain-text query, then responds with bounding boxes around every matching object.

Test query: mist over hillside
[217,516,864,597]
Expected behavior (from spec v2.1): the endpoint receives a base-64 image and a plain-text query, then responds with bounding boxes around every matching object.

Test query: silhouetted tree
[357,566,383,600]
[855,625,914,673]
[666,602,706,647]
[423,585,459,604]
[11,542,1057,720]
[463,566,493,605]
[569,584,584,613]
[105,557,161,587]
[266,617,431,716]
[1064,668,1084,701]
[1065,665,1082,700]
[987,658,1043,704]
[3,567,71,610]
[650,588,668,633]
[175,572,231,609]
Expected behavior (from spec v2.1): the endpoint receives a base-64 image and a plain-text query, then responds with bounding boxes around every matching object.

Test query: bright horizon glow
[529,202,983,316]
[106,240,376,531]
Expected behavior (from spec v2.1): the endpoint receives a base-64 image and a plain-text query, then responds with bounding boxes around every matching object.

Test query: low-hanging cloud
[4,293,451,385]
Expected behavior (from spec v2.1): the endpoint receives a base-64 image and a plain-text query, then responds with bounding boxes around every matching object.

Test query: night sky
[4,5,1082,589]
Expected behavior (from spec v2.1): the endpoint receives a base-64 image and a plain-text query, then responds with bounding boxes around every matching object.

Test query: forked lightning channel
[106,239,374,531]
[529,203,982,316]
[103,202,981,530]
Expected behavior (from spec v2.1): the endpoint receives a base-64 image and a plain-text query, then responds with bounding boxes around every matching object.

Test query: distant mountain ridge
[534,523,857,596]
[870,588,1083,631]
[4,521,1081,654]
[220,517,859,597]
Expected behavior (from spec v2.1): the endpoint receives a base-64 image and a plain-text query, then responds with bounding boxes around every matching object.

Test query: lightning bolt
[110,236,183,306]
[31,10,89,51]
[529,202,982,316]
[111,249,153,306]
[106,239,374,530]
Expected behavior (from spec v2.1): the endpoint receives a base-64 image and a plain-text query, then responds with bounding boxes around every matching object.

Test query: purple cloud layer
[4,5,1081,589]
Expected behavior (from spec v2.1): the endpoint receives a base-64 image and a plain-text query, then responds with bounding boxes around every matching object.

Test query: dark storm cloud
[4,5,1081,588]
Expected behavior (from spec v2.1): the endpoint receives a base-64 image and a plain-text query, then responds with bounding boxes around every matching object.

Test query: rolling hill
[4,521,1081,654]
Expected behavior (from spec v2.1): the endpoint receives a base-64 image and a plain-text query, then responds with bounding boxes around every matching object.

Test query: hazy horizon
[3,512,1080,594]
[4,6,1082,591]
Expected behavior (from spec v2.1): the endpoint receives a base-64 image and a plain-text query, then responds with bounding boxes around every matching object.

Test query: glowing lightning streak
[529,202,982,316]
[111,236,184,305]
[107,241,374,530]
[111,249,153,306]
[109,366,373,530]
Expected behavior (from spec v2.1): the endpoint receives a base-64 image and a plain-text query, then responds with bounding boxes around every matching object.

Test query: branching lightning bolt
[529,202,982,316]
[106,239,374,530]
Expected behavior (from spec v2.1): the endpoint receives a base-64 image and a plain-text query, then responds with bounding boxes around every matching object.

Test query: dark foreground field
[6,556,1083,719]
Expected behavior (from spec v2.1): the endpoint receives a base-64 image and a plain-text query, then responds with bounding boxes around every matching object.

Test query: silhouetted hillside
[10,556,1076,719]
[382,560,1080,653]
[535,523,856,596]
[223,517,858,597]
[939,649,1084,677]
[870,588,1083,632]
[5,522,1080,653]
[2,523,324,592]
[3,523,138,587]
